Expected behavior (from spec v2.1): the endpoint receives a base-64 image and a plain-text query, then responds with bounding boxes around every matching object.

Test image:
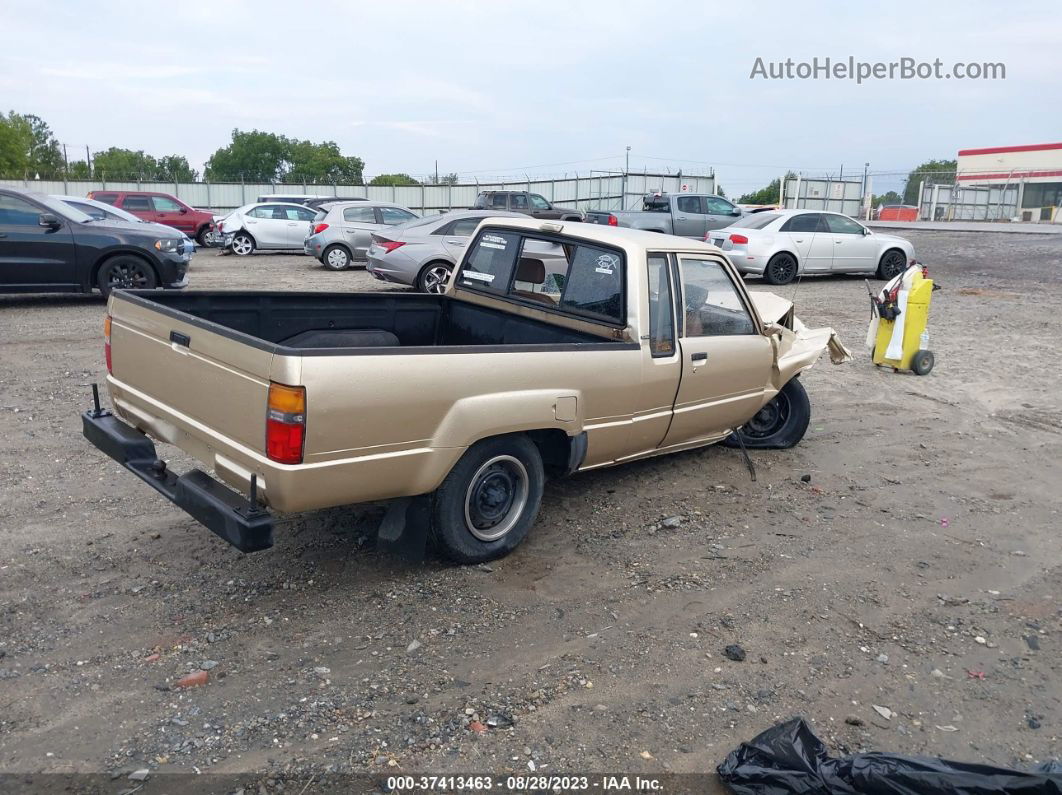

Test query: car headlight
[154,238,181,252]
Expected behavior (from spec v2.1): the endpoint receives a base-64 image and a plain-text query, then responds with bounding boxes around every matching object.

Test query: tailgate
[106,292,276,455]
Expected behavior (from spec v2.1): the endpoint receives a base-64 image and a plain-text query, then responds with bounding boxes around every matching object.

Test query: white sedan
[707,210,914,284]
[217,202,319,256]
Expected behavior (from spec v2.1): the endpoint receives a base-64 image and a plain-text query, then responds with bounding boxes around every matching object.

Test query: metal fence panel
[919,183,1019,221]
[783,177,863,216]
[2,172,714,214]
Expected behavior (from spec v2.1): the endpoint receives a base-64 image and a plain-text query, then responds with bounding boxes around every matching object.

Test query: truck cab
[587,192,744,238]
[474,190,585,222]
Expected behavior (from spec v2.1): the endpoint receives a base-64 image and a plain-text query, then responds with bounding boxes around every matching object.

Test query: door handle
[445,239,463,244]
[690,352,708,364]
[246,220,257,224]
[677,216,688,220]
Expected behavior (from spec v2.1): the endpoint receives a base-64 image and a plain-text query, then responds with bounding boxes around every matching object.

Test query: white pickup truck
[82,218,849,563]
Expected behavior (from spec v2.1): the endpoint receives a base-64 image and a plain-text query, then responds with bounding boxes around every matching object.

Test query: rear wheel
[429,435,544,563]
[877,248,907,280]
[231,233,255,256]
[97,255,158,296]
[723,378,811,450]
[911,349,935,375]
[765,252,798,285]
[322,244,351,271]
[417,261,452,293]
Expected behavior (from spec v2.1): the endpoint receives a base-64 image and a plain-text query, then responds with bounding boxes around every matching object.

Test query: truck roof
[472,216,724,254]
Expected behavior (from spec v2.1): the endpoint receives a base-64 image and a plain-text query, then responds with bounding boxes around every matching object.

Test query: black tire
[322,244,351,271]
[429,435,545,564]
[195,226,211,246]
[877,248,907,280]
[230,232,255,257]
[765,252,798,285]
[911,349,934,375]
[417,261,453,293]
[723,378,811,450]
[97,255,158,297]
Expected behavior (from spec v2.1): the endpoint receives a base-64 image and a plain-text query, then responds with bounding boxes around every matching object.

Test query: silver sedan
[366,210,525,292]
[707,209,915,284]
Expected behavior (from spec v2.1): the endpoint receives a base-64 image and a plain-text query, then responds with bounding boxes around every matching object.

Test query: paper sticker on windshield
[462,271,495,283]
[595,253,619,275]
[479,234,508,250]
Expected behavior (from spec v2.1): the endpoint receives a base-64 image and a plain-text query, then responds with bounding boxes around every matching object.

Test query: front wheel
[417,261,452,293]
[195,226,212,246]
[230,233,255,256]
[764,252,798,285]
[877,248,907,280]
[322,244,351,271]
[98,255,158,296]
[429,435,544,563]
[723,377,811,450]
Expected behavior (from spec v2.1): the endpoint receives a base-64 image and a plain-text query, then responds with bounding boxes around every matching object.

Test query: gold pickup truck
[82,217,849,563]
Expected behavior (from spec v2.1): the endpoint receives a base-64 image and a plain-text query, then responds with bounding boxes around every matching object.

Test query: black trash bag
[717,717,1062,795]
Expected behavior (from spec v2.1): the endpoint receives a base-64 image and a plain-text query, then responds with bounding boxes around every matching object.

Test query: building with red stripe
[957,142,1062,219]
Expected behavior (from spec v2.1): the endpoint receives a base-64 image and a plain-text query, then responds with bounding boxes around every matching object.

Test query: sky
[1,0,1058,196]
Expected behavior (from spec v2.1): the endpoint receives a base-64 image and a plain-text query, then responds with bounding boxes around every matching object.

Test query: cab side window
[679,258,755,336]
[0,194,45,225]
[676,196,703,214]
[647,254,675,357]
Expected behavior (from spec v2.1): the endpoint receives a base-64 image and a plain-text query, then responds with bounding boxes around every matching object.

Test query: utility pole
[435,160,439,184]
[625,146,631,173]
[862,161,870,215]
[62,144,69,172]
[86,145,92,178]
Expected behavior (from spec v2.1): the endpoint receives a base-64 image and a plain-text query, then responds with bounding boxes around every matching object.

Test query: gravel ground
[1,232,1060,789]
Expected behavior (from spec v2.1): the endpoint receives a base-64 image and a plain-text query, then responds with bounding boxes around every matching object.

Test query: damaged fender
[748,291,852,390]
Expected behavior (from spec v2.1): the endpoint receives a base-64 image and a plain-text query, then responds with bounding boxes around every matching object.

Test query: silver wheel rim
[463,455,529,542]
[423,264,451,293]
[232,236,253,255]
[326,248,348,268]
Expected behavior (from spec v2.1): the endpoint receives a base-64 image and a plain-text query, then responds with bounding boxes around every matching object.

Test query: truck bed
[129,290,608,352]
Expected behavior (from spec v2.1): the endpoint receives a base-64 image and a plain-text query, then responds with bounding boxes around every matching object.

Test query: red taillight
[312,223,329,234]
[104,315,112,374]
[607,214,618,226]
[266,383,306,465]
[729,233,749,245]
[380,241,406,253]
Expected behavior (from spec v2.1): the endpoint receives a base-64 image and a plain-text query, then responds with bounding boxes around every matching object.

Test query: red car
[87,190,215,245]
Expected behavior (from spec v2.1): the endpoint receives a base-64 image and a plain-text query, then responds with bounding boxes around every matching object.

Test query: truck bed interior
[127,291,613,351]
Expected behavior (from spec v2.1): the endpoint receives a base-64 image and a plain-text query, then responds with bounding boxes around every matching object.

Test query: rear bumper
[81,407,273,553]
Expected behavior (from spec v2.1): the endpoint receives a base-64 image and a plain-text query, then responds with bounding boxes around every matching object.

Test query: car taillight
[313,223,329,234]
[380,241,406,253]
[607,214,618,226]
[729,233,749,245]
[266,383,306,465]
[104,315,112,374]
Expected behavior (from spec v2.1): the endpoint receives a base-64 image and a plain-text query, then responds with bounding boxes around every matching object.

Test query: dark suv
[473,191,584,221]
[0,187,190,296]
[87,190,216,245]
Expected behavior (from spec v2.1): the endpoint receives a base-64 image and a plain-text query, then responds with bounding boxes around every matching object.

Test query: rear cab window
[457,228,626,325]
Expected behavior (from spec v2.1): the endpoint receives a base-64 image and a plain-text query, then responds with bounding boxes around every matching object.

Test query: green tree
[67,160,91,179]
[737,171,795,205]
[0,111,64,178]
[157,154,198,181]
[205,129,364,183]
[428,172,459,185]
[369,172,420,186]
[716,185,726,198]
[902,159,956,205]
[873,190,904,208]
[92,147,159,179]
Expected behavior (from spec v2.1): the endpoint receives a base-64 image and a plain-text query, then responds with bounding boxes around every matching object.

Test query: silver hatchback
[304,201,419,270]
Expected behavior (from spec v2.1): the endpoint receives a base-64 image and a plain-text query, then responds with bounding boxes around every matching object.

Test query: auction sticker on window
[479,234,508,250]
[595,253,619,275]
[462,271,495,283]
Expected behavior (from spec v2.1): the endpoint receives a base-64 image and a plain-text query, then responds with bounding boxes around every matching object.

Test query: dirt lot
[1,232,1060,789]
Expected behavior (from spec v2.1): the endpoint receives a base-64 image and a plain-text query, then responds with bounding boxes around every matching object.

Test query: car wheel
[723,377,811,450]
[877,248,908,280]
[911,349,935,375]
[429,435,544,564]
[195,226,211,246]
[417,261,453,293]
[322,244,351,271]
[231,233,255,256]
[765,252,798,285]
[98,255,158,297]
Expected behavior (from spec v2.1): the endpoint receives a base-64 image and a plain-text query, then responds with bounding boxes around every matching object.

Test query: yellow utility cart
[872,267,935,375]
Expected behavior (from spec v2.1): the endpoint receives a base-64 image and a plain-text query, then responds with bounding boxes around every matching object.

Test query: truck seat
[511,257,557,306]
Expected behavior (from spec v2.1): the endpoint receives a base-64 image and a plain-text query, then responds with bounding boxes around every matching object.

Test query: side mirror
[862,227,872,235]
[179,207,189,214]
[38,213,61,229]
[731,208,742,216]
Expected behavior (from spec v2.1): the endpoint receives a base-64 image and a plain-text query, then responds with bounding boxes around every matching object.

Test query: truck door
[704,196,742,231]
[151,195,191,234]
[660,255,773,447]
[671,195,709,238]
